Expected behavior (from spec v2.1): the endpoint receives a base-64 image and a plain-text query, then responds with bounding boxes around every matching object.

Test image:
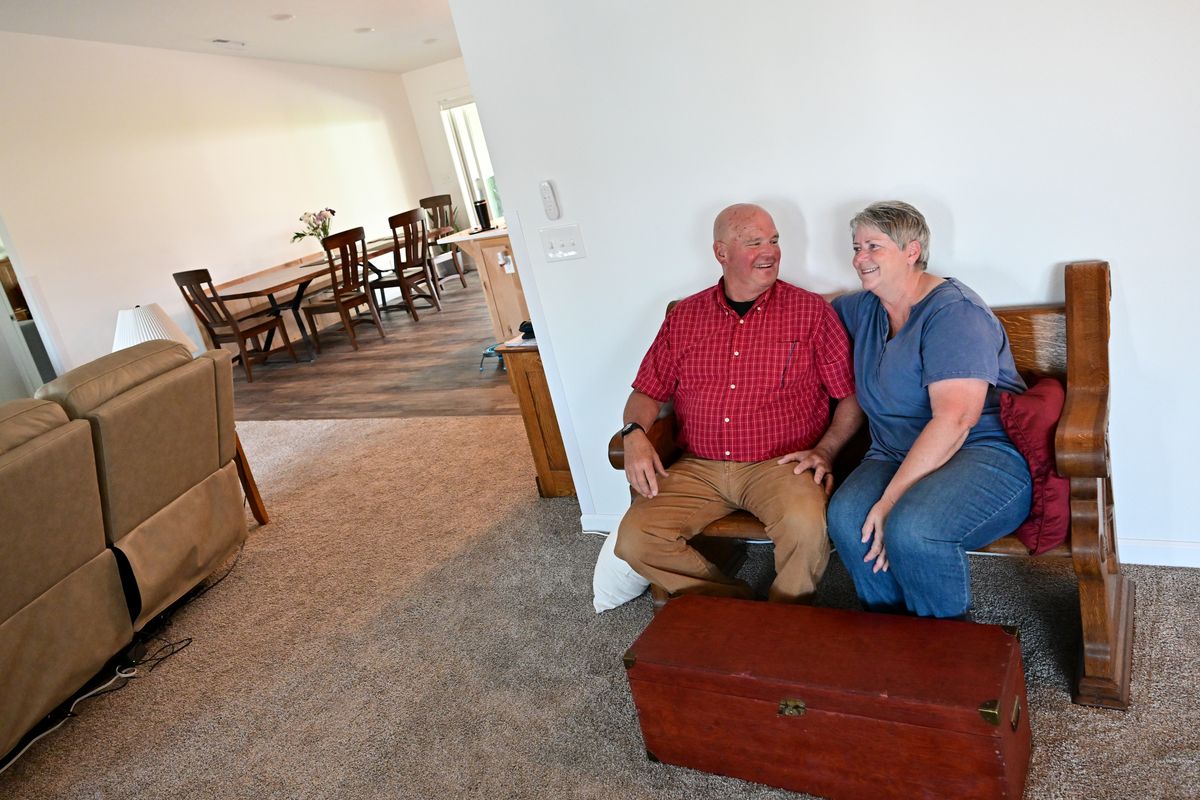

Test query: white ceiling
[0,0,462,74]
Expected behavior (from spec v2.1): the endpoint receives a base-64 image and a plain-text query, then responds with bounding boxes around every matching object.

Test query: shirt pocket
[771,338,811,391]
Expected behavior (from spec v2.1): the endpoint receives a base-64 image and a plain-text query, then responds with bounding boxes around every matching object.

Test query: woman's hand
[777,447,835,495]
[861,497,894,573]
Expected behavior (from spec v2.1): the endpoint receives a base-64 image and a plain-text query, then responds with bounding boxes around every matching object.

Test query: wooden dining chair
[369,209,442,322]
[173,268,298,382]
[301,227,386,352]
[419,194,468,291]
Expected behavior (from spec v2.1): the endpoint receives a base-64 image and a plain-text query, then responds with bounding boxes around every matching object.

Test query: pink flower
[292,207,337,243]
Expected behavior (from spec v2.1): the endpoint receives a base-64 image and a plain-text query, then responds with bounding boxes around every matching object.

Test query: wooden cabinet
[442,230,530,342]
[496,343,574,497]
[442,229,567,496]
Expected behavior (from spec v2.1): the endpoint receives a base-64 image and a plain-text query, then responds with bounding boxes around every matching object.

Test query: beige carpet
[1,416,1197,799]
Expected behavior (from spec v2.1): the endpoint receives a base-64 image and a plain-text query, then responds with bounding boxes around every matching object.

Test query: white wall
[0,31,432,368]
[448,0,1200,566]
[402,58,475,223]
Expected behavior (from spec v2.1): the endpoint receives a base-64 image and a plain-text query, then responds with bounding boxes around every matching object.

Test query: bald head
[711,203,781,302]
[713,203,771,243]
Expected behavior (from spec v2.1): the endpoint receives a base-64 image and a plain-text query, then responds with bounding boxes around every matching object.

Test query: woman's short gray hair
[850,201,931,270]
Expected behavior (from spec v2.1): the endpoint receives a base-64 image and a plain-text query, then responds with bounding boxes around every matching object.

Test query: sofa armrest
[197,348,235,466]
[608,404,681,470]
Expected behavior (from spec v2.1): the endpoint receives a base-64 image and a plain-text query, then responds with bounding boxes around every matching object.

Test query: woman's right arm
[778,393,864,494]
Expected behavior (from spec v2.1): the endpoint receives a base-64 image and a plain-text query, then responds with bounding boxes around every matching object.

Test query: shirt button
[733,351,740,356]
[724,417,730,423]
[738,319,745,325]
[725,451,731,456]
[729,384,735,389]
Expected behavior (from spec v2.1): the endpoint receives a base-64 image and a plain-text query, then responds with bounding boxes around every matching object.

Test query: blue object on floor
[480,343,505,372]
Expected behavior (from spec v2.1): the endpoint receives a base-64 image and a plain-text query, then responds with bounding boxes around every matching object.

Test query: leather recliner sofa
[0,398,133,760]
[1,339,249,759]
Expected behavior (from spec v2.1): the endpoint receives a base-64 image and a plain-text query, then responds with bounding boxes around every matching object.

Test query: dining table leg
[269,280,317,360]
[260,302,280,355]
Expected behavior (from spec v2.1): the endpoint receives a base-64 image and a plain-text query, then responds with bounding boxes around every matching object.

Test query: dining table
[216,236,395,358]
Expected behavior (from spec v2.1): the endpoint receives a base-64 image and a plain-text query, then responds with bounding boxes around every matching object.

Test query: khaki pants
[614,456,831,603]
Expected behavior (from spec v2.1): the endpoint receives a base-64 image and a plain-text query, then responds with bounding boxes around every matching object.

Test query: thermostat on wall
[539,180,561,220]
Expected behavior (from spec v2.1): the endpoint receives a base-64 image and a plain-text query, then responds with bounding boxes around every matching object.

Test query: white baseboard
[1120,539,1200,568]
[580,513,622,534]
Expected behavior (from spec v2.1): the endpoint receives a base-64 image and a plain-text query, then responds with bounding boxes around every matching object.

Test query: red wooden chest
[624,596,1030,799]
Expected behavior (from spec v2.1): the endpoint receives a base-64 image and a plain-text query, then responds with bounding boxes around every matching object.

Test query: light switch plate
[540,224,585,261]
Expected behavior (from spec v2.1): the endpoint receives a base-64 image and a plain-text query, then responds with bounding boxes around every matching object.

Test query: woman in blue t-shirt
[826,201,1031,619]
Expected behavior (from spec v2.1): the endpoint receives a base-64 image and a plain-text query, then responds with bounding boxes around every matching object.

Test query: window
[441,99,503,229]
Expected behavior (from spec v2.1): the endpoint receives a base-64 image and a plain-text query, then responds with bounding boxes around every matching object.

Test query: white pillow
[592,531,650,613]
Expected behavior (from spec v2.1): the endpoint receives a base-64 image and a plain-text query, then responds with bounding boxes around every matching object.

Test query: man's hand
[860,498,893,573]
[624,431,669,498]
[777,448,835,495]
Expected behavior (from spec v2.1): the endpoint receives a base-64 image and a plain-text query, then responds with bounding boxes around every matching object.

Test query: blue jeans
[827,445,1032,618]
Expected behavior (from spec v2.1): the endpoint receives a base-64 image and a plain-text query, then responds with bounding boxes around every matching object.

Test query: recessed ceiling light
[354,27,375,34]
[270,14,294,22]
[423,38,438,45]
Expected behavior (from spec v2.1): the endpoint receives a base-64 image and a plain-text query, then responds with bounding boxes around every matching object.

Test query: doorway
[0,231,56,400]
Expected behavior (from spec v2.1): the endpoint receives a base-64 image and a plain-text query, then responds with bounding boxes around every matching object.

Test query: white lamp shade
[112,303,198,353]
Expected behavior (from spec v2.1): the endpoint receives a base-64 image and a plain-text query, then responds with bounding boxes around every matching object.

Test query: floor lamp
[112,303,198,353]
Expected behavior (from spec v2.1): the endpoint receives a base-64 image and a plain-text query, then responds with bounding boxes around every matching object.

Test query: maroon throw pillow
[999,377,1070,554]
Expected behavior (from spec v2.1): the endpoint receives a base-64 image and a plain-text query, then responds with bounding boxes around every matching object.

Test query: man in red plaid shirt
[614,203,863,602]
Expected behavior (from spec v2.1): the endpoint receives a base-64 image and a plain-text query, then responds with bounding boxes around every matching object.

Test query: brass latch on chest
[777,698,807,717]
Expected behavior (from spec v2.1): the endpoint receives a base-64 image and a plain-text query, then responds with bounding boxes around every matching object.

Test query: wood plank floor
[233,280,519,421]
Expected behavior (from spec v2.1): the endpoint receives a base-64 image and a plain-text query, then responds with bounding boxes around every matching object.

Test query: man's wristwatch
[619,421,645,438]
